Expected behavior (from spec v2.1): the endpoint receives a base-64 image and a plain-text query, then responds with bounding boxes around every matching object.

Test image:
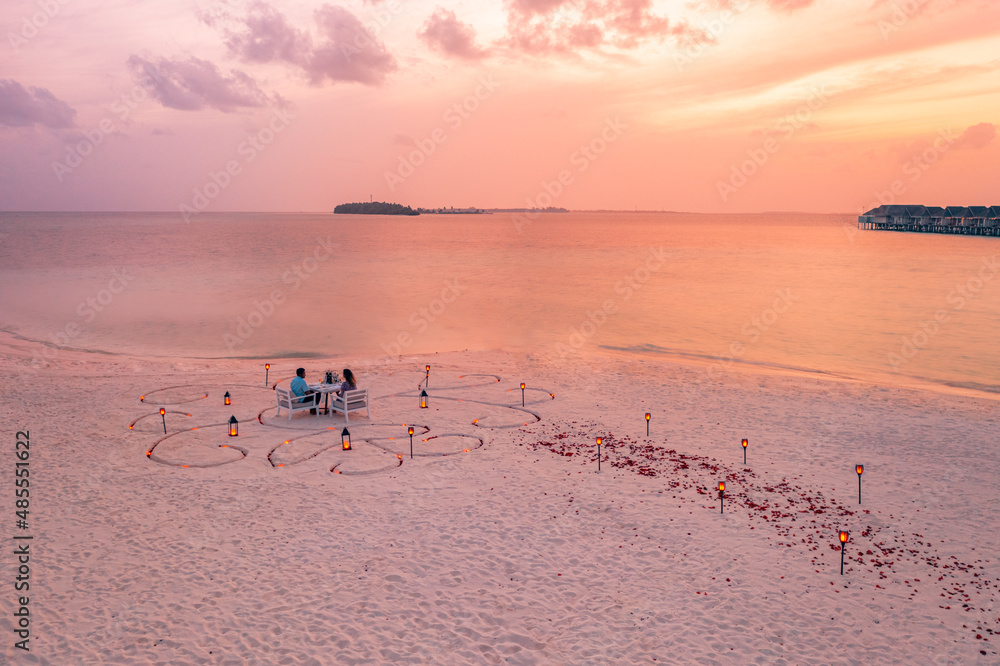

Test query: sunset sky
[1,0,997,213]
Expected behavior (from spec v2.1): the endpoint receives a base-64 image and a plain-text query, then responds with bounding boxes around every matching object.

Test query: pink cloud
[418,8,490,60]
[307,5,397,85]
[126,56,271,112]
[0,79,76,128]
[223,1,311,65]
[218,2,396,85]
[767,0,817,11]
[568,22,604,48]
[509,0,573,15]
[889,123,995,164]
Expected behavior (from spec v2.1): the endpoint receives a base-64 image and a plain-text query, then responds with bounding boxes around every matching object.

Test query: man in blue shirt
[290,368,318,414]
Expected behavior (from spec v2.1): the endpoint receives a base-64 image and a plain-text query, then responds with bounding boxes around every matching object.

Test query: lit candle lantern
[342,427,351,451]
[420,389,428,409]
[228,415,238,437]
[597,436,603,472]
[224,391,231,406]
[408,426,415,459]
[265,363,270,387]
[159,407,166,434]
[425,364,430,387]
[520,382,526,407]
[645,412,651,437]
[742,438,748,465]
[718,481,726,514]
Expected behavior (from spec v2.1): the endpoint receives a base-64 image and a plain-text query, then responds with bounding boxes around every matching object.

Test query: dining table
[308,383,341,415]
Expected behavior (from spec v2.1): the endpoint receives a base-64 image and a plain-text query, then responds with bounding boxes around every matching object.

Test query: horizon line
[0,209,861,216]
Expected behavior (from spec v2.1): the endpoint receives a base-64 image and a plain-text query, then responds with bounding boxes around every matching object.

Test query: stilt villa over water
[858,205,1000,236]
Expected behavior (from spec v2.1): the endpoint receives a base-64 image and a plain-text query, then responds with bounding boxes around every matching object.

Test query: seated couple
[289,368,358,415]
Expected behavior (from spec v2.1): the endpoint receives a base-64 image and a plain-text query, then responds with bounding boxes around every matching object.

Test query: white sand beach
[1,331,998,664]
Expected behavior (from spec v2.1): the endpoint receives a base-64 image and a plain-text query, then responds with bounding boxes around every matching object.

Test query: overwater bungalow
[858,205,1000,236]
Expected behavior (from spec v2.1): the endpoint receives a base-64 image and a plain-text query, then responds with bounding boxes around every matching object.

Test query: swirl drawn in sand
[145,422,249,468]
[138,385,209,405]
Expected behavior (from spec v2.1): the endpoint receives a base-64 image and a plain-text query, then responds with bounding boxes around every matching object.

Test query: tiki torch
[839,530,849,575]
[856,464,864,504]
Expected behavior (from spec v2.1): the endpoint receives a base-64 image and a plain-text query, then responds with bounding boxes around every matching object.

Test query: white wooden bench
[328,388,370,422]
[275,387,318,420]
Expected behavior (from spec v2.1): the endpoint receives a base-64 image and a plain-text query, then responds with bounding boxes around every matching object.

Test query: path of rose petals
[519,424,998,654]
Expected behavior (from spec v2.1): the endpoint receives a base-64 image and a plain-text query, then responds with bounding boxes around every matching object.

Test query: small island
[334,201,419,215]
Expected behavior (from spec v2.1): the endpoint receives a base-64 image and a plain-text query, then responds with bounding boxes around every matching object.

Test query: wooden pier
[858,205,1000,237]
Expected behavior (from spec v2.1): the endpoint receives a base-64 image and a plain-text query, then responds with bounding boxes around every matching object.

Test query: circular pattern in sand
[146,423,248,468]
[267,424,427,467]
[134,369,553,475]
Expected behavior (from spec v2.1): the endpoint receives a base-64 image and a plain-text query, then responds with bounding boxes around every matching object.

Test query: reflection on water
[0,211,997,395]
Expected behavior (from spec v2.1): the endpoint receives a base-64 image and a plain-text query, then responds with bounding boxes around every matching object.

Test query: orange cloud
[952,122,996,150]
[502,0,700,54]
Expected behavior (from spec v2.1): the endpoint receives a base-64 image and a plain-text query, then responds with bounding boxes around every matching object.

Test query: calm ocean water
[1,211,998,395]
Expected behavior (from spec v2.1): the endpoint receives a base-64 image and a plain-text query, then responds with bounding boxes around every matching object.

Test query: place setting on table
[309,370,342,415]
